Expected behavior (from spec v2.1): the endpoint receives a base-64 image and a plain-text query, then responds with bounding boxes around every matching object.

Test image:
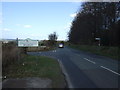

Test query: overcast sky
[2,2,82,40]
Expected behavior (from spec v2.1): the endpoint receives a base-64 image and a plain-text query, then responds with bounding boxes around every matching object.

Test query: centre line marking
[100,66,120,76]
[84,58,96,64]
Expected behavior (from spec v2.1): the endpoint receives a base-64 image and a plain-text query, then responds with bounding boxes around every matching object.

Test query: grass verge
[3,55,66,88]
[69,44,119,60]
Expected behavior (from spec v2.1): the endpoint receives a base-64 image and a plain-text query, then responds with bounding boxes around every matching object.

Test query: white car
[59,43,64,48]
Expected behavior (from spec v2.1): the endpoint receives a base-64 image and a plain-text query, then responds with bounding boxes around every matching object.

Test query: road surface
[27,46,120,88]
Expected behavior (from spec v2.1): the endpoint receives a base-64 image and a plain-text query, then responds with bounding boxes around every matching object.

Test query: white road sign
[95,38,100,40]
[18,38,38,47]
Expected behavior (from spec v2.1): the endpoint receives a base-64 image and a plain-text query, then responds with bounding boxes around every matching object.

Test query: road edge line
[57,59,74,88]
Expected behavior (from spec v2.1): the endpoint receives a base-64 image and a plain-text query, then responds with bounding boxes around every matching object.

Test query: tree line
[68,2,120,46]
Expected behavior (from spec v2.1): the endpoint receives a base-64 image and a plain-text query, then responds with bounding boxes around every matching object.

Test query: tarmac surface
[28,46,120,88]
[2,46,120,88]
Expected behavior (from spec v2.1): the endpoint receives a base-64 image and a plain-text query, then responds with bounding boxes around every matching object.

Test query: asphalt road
[27,46,120,88]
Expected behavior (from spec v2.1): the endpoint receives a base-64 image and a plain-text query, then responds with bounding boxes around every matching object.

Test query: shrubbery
[2,41,24,70]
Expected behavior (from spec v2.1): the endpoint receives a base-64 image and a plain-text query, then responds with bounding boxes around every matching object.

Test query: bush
[2,42,24,69]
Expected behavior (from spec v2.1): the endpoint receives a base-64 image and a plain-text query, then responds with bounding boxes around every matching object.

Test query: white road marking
[100,66,120,76]
[52,50,56,52]
[58,59,74,88]
[84,58,96,64]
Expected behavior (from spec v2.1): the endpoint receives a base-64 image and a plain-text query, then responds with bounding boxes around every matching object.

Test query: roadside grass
[3,55,66,88]
[69,44,119,60]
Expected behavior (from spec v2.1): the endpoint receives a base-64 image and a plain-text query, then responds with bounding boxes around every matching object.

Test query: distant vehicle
[59,43,64,48]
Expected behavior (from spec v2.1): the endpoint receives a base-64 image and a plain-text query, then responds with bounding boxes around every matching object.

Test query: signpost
[95,38,101,46]
[18,38,39,54]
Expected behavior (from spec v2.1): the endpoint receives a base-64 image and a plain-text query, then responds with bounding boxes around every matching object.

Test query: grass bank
[3,55,66,88]
[69,44,119,60]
